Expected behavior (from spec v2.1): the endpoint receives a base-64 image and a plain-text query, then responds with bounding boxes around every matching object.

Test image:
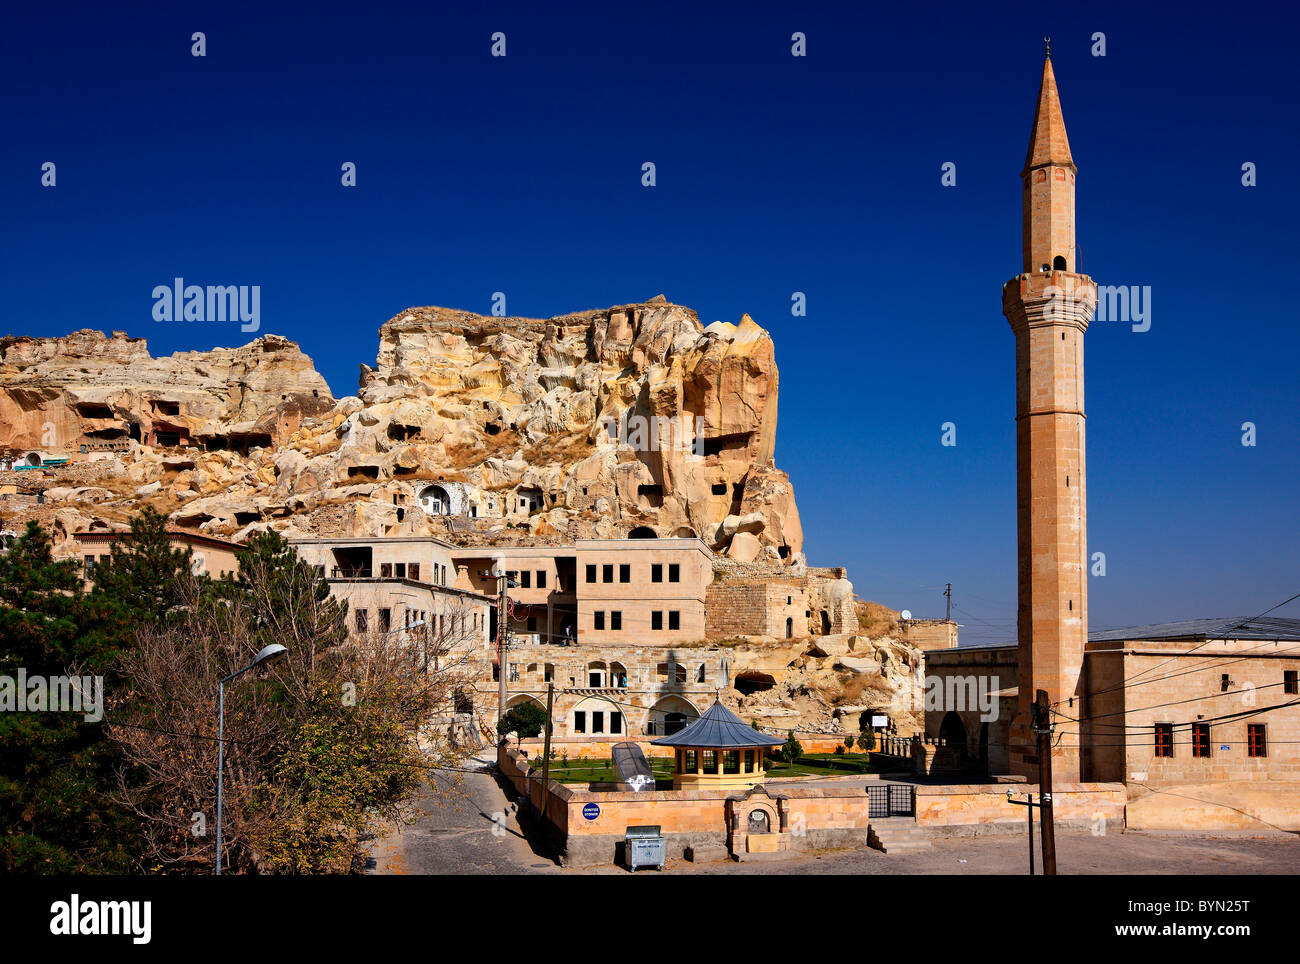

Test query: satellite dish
[900,610,912,621]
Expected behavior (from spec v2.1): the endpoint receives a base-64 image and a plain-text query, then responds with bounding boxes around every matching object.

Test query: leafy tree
[498,701,548,743]
[844,734,855,750]
[859,727,877,752]
[0,522,137,872]
[780,730,803,765]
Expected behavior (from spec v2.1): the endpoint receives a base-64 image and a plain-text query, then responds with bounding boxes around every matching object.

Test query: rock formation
[0,299,803,565]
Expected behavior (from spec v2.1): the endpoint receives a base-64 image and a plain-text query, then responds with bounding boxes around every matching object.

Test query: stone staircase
[868,820,934,854]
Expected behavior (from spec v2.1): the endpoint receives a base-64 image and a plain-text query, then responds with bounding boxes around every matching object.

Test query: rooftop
[650,700,784,748]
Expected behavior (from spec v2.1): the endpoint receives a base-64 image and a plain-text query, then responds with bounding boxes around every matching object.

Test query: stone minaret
[1001,51,1096,782]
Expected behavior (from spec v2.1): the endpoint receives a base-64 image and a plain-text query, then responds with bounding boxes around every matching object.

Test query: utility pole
[1034,688,1058,875]
[944,582,952,621]
[540,683,555,821]
[495,570,513,738]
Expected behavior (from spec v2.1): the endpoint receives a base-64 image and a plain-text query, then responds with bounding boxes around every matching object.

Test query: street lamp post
[216,643,287,876]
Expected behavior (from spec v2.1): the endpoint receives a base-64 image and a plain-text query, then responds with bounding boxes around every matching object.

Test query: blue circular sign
[582,803,601,821]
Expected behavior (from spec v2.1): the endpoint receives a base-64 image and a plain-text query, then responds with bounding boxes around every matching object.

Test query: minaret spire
[1020,51,1077,273]
[1023,52,1074,174]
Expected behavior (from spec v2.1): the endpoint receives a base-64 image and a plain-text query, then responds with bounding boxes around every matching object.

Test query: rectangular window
[611,713,622,735]
[586,564,597,583]
[1154,723,1174,758]
[527,616,537,632]
[1192,723,1211,758]
[380,563,392,577]
[589,670,602,687]
[684,749,697,772]
[619,564,630,583]
[702,750,717,774]
[1285,670,1298,695]
[669,563,680,583]
[520,571,531,589]
[83,555,96,575]
[723,750,740,774]
[611,611,622,631]
[743,749,755,773]
[394,562,406,579]
[652,611,663,631]
[602,564,614,583]
[669,610,680,631]
[574,711,586,734]
[378,608,391,632]
[1248,724,1267,758]
[355,609,369,632]
[592,712,604,734]
[537,570,546,589]
[507,570,518,587]
[594,611,605,631]
[408,562,420,581]
[651,564,663,583]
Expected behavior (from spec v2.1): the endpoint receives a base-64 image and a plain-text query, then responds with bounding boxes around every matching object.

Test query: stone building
[73,528,242,583]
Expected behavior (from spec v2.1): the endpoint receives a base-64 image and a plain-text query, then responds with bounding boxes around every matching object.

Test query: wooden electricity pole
[496,572,510,737]
[1034,688,1058,875]
[540,683,555,821]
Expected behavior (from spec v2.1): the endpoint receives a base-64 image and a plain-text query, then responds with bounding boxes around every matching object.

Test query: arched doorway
[939,711,967,751]
[628,526,657,539]
[646,695,699,736]
[419,484,451,516]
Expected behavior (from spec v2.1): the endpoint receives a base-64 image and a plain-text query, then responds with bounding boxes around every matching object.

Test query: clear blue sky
[2,2,1296,643]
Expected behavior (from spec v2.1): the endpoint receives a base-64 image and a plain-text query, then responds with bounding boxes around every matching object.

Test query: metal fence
[866,782,915,818]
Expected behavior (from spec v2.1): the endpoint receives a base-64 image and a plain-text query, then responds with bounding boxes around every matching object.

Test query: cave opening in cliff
[348,465,380,480]
[151,400,181,417]
[76,402,115,420]
[701,432,752,458]
[628,526,657,539]
[636,483,663,507]
[711,482,727,495]
[152,426,188,447]
[387,423,421,442]
[229,432,273,455]
[734,672,776,696]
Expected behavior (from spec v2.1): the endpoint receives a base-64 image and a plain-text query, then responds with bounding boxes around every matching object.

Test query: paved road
[371,767,1299,875]
[369,764,562,875]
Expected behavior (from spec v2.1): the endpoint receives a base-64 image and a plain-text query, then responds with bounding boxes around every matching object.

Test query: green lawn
[532,751,902,784]
[534,758,676,787]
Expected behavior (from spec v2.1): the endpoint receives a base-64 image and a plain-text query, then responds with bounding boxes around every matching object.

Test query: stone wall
[705,583,806,639]
[915,782,1125,833]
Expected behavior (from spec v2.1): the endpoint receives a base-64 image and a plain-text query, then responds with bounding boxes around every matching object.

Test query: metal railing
[866,783,916,819]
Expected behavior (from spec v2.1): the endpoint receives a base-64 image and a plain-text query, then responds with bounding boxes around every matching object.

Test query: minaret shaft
[1003,55,1095,783]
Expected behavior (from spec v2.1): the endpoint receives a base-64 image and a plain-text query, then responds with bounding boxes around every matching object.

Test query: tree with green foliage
[859,727,876,752]
[498,701,548,743]
[90,507,198,622]
[844,734,855,750]
[0,522,138,873]
[780,730,803,764]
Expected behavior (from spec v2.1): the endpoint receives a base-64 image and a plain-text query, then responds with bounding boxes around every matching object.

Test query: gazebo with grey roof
[651,700,784,789]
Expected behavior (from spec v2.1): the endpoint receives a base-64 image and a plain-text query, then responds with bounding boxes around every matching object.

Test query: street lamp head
[251,643,288,667]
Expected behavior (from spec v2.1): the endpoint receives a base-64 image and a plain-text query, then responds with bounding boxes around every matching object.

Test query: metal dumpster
[624,825,665,871]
